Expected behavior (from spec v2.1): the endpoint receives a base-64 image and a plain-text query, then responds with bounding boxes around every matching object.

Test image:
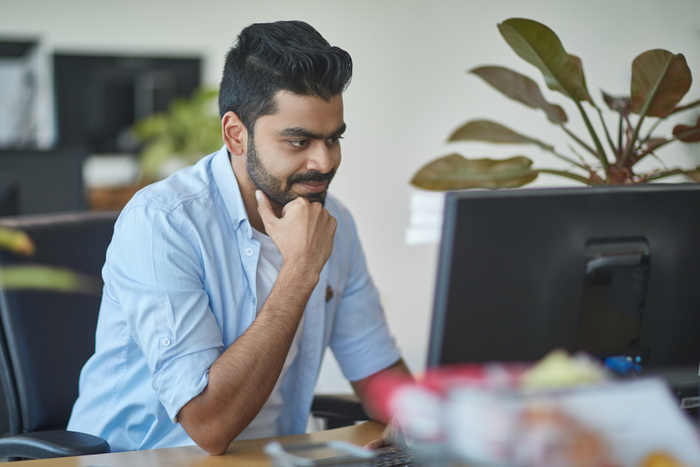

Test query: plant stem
[645,168,688,181]
[543,147,589,170]
[575,101,611,180]
[559,124,598,159]
[669,98,700,115]
[596,106,618,159]
[617,114,623,159]
[640,118,663,145]
[536,168,590,184]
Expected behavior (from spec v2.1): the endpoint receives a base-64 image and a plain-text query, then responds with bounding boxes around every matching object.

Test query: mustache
[287,169,336,186]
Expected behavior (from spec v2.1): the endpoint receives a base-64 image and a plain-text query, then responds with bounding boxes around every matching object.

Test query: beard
[245,135,335,207]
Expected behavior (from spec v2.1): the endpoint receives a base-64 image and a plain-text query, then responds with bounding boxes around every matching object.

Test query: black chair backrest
[0,211,118,433]
[0,148,88,215]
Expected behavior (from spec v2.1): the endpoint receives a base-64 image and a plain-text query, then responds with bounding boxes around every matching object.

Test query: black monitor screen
[427,184,700,370]
[53,54,200,153]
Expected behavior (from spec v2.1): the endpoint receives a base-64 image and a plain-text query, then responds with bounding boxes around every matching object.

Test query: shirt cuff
[333,331,401,382]
[151,348,220,422]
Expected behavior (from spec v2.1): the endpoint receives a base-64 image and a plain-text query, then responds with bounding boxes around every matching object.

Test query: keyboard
[371,446,415,467]
[310,445,415,467]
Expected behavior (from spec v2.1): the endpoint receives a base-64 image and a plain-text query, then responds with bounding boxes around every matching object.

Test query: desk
[21,422,385,467]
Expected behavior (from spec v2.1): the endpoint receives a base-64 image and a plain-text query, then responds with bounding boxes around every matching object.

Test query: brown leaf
[673,116,700,143]
[449,120,554,151]
[602,91,631,114]
[410,153,538,191]
[630,49,692,117]
[470,66,567,123]
[569,55,592,103]
[498,18,590,102]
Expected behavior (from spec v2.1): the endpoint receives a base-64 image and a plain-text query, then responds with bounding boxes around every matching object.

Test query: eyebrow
[277,123,347,140]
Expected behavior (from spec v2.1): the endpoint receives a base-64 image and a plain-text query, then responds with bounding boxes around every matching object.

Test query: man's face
[244,92,345,208]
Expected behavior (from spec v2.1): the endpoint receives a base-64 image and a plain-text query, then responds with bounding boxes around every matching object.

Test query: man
[68,21,409,454]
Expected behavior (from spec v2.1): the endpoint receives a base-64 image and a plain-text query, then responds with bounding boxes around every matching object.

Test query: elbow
[179,411,236,455]
[199,439,230,456]
[186,425,234,455]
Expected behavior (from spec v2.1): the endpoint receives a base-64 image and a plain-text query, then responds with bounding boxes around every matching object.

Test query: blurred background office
[0,0,699,393]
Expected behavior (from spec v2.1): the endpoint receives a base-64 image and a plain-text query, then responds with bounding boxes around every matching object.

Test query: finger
[281,196,308,217]
[255,190,277,225]
[363,437,385,450]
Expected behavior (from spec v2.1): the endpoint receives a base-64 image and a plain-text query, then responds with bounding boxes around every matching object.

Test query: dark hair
[218,21,352,131]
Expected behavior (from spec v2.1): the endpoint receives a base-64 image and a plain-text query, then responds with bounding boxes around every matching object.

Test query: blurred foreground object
[411,18,700,190]
[367,350,699,467]
[0,224,100,294]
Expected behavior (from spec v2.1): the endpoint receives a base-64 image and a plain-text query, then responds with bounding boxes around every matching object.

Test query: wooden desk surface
[20,422,385,467]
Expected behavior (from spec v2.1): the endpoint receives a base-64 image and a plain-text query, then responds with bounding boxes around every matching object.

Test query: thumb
[255,190,276,226]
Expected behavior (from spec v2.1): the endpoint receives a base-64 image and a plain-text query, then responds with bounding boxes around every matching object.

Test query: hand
[364,418,405,450]
[256,190,337,278]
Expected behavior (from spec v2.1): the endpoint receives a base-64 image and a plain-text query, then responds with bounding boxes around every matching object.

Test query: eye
[327,136,344,145]
[289,139,309,148]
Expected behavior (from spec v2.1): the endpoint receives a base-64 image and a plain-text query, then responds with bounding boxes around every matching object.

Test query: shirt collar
[211,145,250,232]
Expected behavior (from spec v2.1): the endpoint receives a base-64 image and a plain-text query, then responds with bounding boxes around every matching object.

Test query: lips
[298,182,328,193]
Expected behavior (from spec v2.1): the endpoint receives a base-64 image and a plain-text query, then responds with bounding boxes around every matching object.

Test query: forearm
[178,265,319,454]
[351,358,412,424]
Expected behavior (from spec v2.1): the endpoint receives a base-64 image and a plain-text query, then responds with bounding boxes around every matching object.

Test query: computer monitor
[53,54,200,153]
[427,184,700,370]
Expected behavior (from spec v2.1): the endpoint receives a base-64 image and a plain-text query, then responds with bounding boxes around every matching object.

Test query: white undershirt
[234,227,305,440]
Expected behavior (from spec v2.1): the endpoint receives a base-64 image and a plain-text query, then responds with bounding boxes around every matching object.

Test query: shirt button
[245,248,253,256]
[162,338,171,346]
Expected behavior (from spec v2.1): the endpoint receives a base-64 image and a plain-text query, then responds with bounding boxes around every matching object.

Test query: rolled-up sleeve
[107,206,223,421]
[329,210,401,382]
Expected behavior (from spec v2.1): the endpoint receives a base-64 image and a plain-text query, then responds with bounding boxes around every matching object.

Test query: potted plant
[133,88,222,181]
[411,18,700,191]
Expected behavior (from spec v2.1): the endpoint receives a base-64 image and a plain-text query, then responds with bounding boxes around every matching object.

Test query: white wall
[2,0,699,392]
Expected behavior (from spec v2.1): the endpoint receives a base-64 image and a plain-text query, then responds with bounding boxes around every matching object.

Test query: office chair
[0,211,118,459]
[311,394,369,429]
[0,147,88,215]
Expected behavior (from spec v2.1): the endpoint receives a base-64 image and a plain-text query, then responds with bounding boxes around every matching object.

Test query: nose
[306,141,336,174]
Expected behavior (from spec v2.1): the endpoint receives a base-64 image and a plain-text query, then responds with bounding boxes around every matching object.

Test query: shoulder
[325,193,355,232]
[324,193,362,260]
[124,154,217,216]
[114,153,224,254]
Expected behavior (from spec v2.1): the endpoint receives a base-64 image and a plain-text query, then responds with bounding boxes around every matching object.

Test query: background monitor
[53,54,200,153]
[427,184,700,370]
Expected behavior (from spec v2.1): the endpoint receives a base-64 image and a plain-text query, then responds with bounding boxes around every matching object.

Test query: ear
[222,111,249,156]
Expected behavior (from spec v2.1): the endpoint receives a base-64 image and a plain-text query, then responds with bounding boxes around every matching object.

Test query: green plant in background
[411,18,700,191]
[133,88,222,180]
[0,227,101,295]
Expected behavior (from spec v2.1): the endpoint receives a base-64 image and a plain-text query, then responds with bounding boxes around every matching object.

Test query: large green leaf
[410,153,538,190]
[498,18,590,102]
[673,116,700,143]
[470,66,567,123]
[630,50,691,117]
[0,265,102,295]
[449,120,554,151]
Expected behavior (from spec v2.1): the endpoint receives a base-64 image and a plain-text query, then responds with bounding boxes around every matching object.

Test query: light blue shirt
[68,146,401,452]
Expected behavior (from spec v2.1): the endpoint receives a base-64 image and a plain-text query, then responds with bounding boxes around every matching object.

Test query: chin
[304,191,327,206]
